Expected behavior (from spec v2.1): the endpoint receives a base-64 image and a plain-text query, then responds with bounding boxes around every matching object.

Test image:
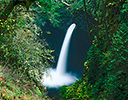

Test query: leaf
[36,87,42,95]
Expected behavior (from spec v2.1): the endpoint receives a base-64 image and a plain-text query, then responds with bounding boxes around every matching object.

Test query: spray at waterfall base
[41,23,78,88]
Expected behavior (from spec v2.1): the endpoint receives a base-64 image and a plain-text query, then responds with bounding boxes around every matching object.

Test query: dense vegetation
[59,0,128,100]
[0,0,54,99]
[0,0,127,100]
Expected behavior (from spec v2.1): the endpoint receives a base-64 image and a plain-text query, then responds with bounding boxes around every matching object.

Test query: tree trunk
[83,0,92,45]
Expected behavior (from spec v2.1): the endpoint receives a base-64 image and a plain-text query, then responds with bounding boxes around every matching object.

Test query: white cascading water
[56,23,76,75]
[42,23,78,88]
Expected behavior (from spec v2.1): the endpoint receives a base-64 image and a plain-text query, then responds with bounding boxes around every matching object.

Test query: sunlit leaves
[59,79,93,99]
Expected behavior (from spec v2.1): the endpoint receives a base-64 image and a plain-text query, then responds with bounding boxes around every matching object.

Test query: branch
[61,0,71,6]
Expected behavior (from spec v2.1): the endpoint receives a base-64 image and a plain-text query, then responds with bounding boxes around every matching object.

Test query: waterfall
[42,23,78,88]
[56,23,76,75]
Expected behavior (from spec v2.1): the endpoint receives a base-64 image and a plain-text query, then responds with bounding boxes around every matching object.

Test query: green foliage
[59,0,128,100]
[0,64,50,100]
[32,0,84,28]
[59,85,68,99]
[47,2,67,27]
[0,0,56,99]
[0,0,127,99]
[120,0,128,23]
[0,5,54,84]
[103,22,128,100]
[83,1,128,99]
[45,1,72,28]
[0,2,54,99]
[59,79,93,100]
[35,0,53,14]
[36,86,42,96]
